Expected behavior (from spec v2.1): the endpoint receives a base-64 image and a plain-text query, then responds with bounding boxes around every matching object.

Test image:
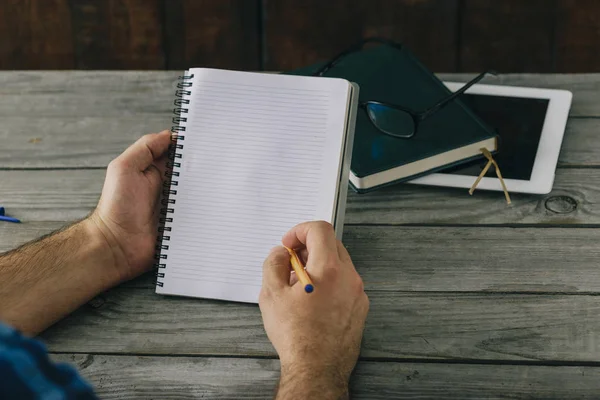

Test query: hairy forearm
[0,219,121,335]
[275,364,349,400]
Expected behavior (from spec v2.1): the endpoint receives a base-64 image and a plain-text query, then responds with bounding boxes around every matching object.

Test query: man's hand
[0,131,172,334]
[90,130,172,282]
[259,221,369,400]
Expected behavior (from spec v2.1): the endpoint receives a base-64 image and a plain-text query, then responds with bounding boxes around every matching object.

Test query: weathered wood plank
[459,1,554,72]
[0,117,169,168]
[0,170,104,222]
[558,119,600,166]
[164,0,260,70]
[0,72,177,117]
[0,72,597,116]
[347,166,599,224]
[51,354,600,400]
[40,289,600,362]
[556,0,600,73]
[0,116,596,168]
[4,223,600,293]
[0,0,74,69]
[0,167,598,225]
[68,0,165,69]
[264,0,459,72]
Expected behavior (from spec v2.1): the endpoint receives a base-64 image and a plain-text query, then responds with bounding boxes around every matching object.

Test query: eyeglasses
[312,37,495,139]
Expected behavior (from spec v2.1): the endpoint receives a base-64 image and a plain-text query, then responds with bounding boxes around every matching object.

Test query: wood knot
[406,370,419,381]
[545,195,577,214]
[78,354,95,370]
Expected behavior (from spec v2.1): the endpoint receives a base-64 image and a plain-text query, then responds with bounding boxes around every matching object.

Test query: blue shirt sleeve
[0,322,98,400]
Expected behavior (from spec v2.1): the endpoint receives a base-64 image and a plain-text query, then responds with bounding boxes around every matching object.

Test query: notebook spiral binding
[155,73,194,288]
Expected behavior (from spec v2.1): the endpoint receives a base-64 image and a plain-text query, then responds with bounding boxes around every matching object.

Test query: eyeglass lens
[365,103,416,138]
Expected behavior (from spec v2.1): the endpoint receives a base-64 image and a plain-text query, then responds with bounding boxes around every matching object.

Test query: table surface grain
[1,72,600,399]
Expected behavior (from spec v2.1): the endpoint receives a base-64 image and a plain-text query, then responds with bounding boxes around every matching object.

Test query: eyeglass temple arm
[317,37,403,76]
[418,71,496,120]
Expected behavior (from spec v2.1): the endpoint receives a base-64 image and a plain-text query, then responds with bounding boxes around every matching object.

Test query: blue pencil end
[0,216,20,223]
[304,284,314,293]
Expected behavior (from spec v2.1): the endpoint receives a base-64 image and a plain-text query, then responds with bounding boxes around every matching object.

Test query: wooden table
[2,72,600,399]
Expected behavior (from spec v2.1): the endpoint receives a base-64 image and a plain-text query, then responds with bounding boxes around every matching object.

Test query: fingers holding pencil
[282,220,339,266]
[285,247,314,293]
[262,246,292,291]
[262,245,313,294]
[265,221,361,296]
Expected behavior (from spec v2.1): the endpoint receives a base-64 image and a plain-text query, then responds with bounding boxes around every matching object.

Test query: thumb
[262,246,291,292]
[119,130,172,172]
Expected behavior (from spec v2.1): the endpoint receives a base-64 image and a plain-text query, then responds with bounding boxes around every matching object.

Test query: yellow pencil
[285,247,314,293]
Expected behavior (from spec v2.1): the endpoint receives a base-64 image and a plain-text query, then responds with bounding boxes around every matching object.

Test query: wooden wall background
[1,0,600,72]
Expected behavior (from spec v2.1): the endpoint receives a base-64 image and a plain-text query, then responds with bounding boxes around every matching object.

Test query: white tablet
[409,82,572,194]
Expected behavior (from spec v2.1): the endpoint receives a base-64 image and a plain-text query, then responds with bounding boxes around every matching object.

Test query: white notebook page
[157,68,351,303]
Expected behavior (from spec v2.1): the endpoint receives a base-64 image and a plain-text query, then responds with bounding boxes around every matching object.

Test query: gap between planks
[46,350,600,368]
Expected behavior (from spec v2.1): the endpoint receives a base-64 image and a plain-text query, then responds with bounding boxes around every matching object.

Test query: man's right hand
[259,221,369,399]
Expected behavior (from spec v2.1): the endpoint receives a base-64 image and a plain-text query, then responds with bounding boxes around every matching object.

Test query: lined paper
[157,69,351,303]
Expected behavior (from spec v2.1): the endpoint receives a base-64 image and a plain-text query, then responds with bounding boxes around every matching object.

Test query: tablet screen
[446,94,550,180]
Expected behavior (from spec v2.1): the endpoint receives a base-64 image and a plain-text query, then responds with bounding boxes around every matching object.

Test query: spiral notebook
[155,68,359,303]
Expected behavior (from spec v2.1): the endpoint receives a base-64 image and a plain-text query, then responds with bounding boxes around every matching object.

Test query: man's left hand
[90,130,172,282]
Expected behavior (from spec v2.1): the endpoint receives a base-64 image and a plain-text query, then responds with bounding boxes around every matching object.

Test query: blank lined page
[157,68,351,303]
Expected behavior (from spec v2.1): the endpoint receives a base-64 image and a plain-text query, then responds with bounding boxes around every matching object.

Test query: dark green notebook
[289,44,498,192]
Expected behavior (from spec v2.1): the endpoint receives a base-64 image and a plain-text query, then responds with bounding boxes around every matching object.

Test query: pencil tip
[305,284,314,293]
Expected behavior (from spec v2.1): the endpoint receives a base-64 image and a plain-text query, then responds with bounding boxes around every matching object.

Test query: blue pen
[0,216,21,223]
[0,207,21,223]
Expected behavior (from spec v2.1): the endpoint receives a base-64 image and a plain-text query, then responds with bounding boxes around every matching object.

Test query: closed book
[290,44,498,193]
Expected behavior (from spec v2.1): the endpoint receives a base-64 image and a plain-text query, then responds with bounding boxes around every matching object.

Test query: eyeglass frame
[311,37,496,139]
